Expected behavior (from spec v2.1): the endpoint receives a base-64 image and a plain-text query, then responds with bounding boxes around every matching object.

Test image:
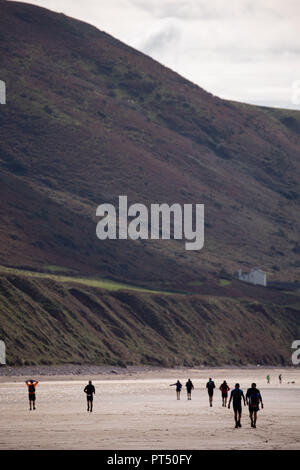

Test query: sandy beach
[0,367,299,450]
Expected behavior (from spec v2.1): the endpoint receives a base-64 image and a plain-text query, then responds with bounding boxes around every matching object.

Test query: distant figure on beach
[206,378,215,407]
[185,379,194,400]
[219,380,230,407]
[228,383,246,428]
[279,374,282,384]
[266,374,270,384]
[25,379,39,410]
[84,380,96,412]
[246,382,264,428]
[170,380,182,400]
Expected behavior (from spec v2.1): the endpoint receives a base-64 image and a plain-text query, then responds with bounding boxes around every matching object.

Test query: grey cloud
[130,0,231,20]
[141,21,181,55]
[130,0,300,21]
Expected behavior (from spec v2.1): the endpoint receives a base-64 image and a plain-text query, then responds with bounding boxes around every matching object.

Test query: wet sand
[0,367,299,450]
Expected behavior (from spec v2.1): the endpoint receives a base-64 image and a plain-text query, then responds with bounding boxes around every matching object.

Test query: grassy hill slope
[0,271,299,366]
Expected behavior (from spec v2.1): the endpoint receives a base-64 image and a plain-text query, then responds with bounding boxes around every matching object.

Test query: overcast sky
[14,0,300,109]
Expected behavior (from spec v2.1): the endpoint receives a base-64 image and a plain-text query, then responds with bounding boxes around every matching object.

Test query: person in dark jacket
[84,380,96,412]
[185,379,194,400]
[170,380,182,400]
[206,378,215,407]
[228,383,246,428]
[246,383,264,428]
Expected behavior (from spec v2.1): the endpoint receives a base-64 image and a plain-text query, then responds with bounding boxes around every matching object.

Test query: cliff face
[0,273,299,366]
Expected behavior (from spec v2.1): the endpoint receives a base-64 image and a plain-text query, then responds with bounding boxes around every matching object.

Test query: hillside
[0,1,299,367]
[0,1,299,289]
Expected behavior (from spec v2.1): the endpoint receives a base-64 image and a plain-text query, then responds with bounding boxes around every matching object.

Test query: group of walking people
[266,374,282,384]
[170,378,264,428]
[170,379,194,400]
[25,376,264,428]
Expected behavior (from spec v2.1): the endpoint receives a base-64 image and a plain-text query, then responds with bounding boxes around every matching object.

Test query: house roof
[250,267,265,274]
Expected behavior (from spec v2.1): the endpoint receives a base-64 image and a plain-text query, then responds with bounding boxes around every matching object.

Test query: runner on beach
[170,380,182,400]
[84,380,96,412]
[246,382,264,428]
[279,374,282,384]
[266,374,270,384]
[228,383,246,428]
[25,379,39,410]
[206,378,215,407]
[185,379,194,400]
[219,380,230,407]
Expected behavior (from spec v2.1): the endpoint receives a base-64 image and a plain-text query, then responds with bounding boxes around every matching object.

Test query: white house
[0,340,5,365]
[238,268,267,287]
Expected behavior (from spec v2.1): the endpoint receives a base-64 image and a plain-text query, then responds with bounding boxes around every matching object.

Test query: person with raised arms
[25,379,39,411]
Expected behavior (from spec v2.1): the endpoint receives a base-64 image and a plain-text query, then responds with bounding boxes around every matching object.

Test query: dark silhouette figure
[185,379,194,400]
[246,382,264,428]
[84,380,96,412]
[170,380,182,400]
[219,380,230,407]
[206,378,215,407]
[228,383,246,428]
